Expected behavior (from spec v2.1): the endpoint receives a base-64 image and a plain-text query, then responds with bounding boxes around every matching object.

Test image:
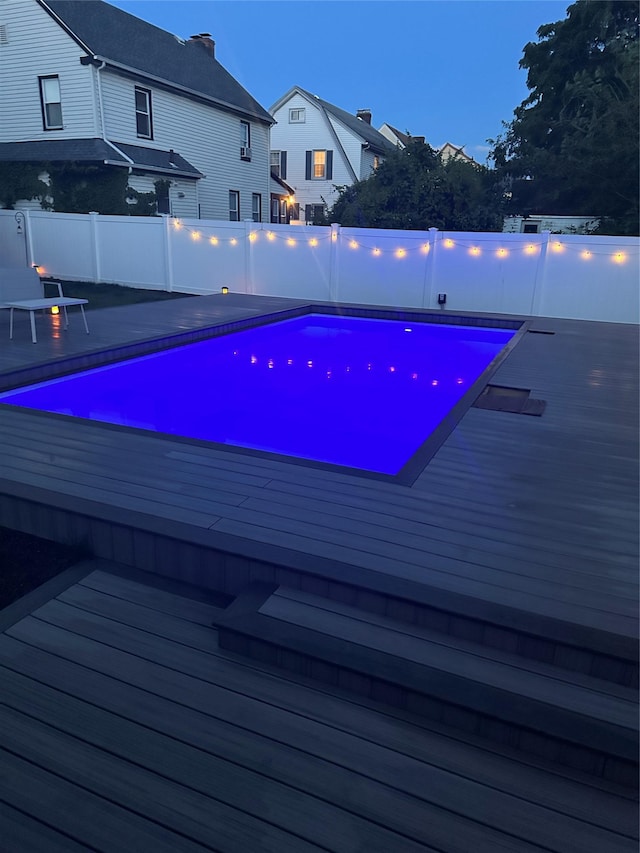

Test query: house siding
[100,70,270,220]
[0,0,98,142]
[270,93,353,214]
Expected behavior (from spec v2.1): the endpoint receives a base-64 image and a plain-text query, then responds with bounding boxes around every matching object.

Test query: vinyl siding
[270,93,354,212]
[101,70,270,221]
[0,0,98,142]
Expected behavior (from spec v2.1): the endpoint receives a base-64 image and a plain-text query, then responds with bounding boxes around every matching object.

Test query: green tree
[327,141,505,232]
[490,1,639,235]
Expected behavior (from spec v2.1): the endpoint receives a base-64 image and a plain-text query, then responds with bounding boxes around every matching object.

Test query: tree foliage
[0,163,50,209]
[490,0,639,235]
[327,141,505,232]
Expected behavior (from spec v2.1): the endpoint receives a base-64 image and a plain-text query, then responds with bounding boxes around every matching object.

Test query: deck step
[215,583,639,789]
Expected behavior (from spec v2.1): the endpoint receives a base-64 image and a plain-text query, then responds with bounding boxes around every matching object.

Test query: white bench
[0,267,89,343]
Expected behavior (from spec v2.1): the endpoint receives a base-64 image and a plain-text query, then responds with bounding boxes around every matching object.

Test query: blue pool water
[0,314,515,475]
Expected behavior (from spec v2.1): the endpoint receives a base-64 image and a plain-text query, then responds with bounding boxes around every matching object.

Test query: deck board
[0,566,636,851]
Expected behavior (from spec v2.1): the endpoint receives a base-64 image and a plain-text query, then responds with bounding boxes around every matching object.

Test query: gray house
[0,0,274,219]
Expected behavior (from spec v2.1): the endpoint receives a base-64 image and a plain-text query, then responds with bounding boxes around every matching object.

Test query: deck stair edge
[214,583,639,789]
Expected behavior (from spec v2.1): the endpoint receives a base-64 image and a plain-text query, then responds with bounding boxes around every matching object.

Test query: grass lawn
[1,280,195,610]
[44,278,195,310]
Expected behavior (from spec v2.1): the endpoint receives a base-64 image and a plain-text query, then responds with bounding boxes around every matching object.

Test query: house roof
[113,142,203,177]
[40,0,273,124]
[381,123,412,147]
[0,138,128,163]
[272,87,397,156]
[0,138,202,178]
[270,171,294,196]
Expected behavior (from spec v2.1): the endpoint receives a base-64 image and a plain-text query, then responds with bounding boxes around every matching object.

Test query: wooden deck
[0,293,638,845]
[0,295,637,640]
[0,560,637,852]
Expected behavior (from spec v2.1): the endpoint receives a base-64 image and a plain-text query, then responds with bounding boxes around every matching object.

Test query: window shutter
[326,150,333,180]
[305,151,312,180]
[281,151,287,180]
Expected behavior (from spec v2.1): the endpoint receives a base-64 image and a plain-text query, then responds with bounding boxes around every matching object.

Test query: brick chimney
[356,109,372,124]
[189,33,215,56]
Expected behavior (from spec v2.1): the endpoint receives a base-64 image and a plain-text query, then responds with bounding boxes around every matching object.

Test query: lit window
[229,190,240,221]
[252,193,262,222]
[373,155,380,170]
[39,75,63,130]
[135,86,152,138]
[313,150,326,179]
[289,107,305,123]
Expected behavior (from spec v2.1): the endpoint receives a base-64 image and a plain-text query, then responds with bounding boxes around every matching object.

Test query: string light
[167,221,635,267]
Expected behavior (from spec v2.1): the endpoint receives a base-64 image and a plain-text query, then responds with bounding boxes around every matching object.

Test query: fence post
[88,212,102,283]
[23,210,35,268]
[162,215,174,292]
[329,223,340,302]
[421,227,439,308]
[244,219,254,295]
[529,230,550,316]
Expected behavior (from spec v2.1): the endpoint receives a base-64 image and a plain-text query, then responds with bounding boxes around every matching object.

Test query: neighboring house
[379,124,475,164]
[378,123,425,149]
[269,87,396,223]
[0,0,274,220]
[503,215,600,235]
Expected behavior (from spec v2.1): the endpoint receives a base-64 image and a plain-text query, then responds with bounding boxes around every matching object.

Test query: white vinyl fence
[0,209,638,323]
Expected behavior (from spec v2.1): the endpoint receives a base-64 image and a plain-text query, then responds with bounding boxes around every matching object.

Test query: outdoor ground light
[221,286,229,294]
[51,305,60,315]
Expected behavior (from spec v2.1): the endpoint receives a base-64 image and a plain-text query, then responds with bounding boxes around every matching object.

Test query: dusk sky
[107,0,571,163]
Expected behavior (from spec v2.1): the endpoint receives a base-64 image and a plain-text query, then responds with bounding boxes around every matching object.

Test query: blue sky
[107,0,571,162]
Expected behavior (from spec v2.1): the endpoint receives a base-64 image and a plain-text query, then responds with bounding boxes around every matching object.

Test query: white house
[503,215,600,235]
[379,124,474,163]
[0,0,274,220]
[269,87,396,223]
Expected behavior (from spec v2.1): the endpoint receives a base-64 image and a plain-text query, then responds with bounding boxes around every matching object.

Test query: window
[305,204,325,224]
[270,150,287,179]
[305,150,333,181]
[229,190,240,221]
[252,193,262,222]
[39,75,63,130]
[135,86,152,138]
[522,221,539,234]
[373,155,380,170]
[240,120,251,159]
[289,107,305,123]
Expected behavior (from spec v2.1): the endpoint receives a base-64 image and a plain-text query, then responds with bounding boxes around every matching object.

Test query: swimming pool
[0,313,518,476]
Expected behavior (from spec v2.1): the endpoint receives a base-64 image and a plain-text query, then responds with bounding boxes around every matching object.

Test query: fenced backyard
[1,209,638,324]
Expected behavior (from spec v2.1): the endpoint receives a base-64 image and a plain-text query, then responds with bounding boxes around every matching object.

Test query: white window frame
[39,75,63,130]
[270,151,281,177]
[240,120,251,148]
[289,107,305,123]
[135,86,153,139]
[252,193,262,222]
[313,150,326,180]
[229,190,240,221]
